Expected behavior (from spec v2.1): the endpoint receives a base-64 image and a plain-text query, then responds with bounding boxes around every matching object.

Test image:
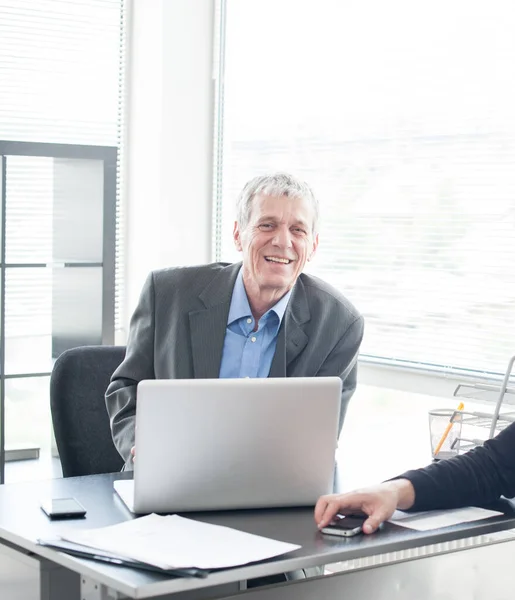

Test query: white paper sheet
[389,506,503,531]
[59,513,300,570]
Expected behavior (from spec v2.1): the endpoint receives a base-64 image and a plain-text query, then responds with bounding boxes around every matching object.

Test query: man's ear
[307,233,319,262]
[233,221,243,252]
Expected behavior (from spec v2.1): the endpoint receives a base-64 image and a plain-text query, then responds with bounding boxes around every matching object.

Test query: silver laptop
[114,377,342,513]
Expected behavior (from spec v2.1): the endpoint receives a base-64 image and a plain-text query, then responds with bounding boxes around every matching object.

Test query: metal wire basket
[452,355,515,452]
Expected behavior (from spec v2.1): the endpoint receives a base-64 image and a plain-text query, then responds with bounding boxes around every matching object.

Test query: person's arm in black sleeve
[105,272,156,467]
[399,421,515,511]
[315,422,515,533]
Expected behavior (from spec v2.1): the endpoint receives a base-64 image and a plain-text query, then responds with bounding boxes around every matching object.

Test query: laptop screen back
[132,377,342,513]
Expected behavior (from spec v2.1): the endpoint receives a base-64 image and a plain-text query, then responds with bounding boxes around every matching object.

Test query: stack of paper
[389,506,503,531]
[59,514,300,570]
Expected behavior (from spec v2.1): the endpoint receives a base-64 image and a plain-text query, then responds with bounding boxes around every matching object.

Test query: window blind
[5,156,52,337]
[214,0,515,379]
[0,0,127,341]
[115,0,128,341]
[0,0,122,144]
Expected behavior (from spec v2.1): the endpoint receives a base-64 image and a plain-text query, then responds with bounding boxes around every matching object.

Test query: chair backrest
[50,345,126,477]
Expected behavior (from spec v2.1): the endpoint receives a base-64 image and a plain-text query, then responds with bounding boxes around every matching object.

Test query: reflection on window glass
[6,156,53,264]
[4,377,52,453]
[5,268,52,376]
[218,0,515,376]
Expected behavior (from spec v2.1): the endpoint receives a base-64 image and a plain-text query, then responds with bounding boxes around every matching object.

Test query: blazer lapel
[269,276,310,376]
[188,263,241,378]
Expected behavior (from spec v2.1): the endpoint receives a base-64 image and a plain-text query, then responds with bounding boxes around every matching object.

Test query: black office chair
[50,345,126,477]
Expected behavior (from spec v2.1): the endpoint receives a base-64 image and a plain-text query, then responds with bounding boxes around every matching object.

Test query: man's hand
[314,479,416,534]
[130,446,136,462]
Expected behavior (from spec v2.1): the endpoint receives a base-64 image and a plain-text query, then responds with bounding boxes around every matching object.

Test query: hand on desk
[314,479,416,534]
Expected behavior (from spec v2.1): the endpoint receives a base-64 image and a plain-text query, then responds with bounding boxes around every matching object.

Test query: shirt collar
[227,268,293,327]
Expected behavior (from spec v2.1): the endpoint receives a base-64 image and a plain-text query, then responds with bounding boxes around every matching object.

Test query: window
[214,0,515,381]
[0,0,127,479]
[0,0,127,336]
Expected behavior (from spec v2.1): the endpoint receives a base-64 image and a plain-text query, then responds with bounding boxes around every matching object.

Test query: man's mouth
[264,256,292,264]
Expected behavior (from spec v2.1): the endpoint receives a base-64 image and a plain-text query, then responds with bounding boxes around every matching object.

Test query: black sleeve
[397,421,515,511]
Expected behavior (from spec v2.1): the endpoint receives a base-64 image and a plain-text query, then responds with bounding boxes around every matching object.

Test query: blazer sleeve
[316,314,364,433]
[105,272,156,467]
[398,421,515,511]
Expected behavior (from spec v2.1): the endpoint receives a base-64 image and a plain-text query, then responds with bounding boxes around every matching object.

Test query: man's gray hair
[236,172,319,234]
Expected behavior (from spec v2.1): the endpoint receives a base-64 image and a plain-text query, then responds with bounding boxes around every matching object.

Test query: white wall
[124,0,214,325]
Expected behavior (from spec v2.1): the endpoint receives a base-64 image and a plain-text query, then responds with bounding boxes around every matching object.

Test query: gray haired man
[106,172,364,467]
[106,172,364,584]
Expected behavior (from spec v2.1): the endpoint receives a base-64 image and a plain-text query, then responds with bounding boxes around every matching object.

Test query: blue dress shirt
[219,269,292,378]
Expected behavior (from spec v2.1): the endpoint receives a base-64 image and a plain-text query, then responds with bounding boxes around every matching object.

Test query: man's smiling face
[233,193,318,298]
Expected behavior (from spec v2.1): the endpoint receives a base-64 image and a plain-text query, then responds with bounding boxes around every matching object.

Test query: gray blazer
[106,262,364,467]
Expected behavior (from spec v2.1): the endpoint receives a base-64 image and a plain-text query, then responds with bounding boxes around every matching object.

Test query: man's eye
[293,227,306,234]
[259,223,273,230]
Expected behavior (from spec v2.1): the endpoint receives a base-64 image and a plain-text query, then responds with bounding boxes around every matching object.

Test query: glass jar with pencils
[428,403,464,460]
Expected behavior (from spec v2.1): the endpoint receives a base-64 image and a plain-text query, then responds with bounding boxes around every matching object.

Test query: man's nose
[271,226,292,248]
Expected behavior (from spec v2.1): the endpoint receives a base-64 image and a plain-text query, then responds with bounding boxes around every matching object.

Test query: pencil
[433,402,465,457]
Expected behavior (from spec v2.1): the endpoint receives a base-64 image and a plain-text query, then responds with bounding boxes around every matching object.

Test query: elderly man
[106,172,364,468]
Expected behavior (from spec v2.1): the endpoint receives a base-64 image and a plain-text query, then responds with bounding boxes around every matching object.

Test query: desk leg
[0,540,79,600]
[81,576,128,600]
[80,575,244,600]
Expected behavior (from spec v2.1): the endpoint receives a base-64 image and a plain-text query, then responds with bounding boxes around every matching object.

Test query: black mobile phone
[40,497,87,520]
[320,515,366,537]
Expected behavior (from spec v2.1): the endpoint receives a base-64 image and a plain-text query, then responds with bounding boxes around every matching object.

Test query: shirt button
[246,318,252,324]
[251,336,257,343]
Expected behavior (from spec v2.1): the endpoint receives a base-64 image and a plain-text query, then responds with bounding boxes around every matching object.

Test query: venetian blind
[0,0,127,341]
[214,0,515,379]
